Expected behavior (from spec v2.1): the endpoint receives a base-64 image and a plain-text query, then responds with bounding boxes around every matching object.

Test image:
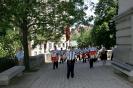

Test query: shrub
[0,57,18,73]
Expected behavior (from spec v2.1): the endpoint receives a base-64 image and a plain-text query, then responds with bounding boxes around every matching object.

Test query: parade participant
[16,47,24,65]
[100,47,107,65]
[82,48,86,63]
[76,48,81,61]
[51,46,59,69]
[66,46,76,79]
[77,53,80,61]
[86,50,90,60]
[60,48,64,64]
[89,46,97,68]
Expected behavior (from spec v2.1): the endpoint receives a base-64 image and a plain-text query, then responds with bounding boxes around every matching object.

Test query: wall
[119,0,133,14]
[114,0,133,64]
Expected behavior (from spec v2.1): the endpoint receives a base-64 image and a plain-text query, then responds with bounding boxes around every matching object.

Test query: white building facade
[30,35,70,56]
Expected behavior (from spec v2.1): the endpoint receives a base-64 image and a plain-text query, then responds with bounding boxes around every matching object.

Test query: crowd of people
[50,46,109,79]
[15,46,110,79]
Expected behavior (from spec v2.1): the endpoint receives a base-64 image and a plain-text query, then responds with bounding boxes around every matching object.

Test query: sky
[84,0,98,16]
[71,0,98,28]
[84,0,98,23]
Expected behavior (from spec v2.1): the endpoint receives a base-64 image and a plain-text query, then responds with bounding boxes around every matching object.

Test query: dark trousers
[53,61,58,69]
[89,58,93,68]
[83,58,86,63]
[67,60,75,78]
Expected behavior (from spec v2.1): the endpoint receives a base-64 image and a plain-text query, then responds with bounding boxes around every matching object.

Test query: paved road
[1,61,133,88]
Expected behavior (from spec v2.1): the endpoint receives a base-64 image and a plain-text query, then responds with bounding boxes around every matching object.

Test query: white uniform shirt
[60,50,64,56]
[51,50,57,57]
[67,50,75,60]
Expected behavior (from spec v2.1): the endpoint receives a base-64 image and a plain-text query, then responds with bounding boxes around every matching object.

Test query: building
[114,0,133,64]
[29,34,70,63]
[30,34,70,56]
[73,24,93,36]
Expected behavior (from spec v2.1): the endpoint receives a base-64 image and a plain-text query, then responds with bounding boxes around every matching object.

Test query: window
[39,44,42,50]
[34,51,37,55]
[63,43,65,47]
[58,43,61,47]
[39,51,41,54]
[66,43,68,47]
[49,43,52,49]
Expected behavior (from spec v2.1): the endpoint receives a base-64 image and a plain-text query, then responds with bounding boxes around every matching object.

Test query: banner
[64,26,70,41]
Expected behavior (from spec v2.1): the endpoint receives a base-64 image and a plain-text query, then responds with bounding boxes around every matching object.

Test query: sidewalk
[1,61,133,88]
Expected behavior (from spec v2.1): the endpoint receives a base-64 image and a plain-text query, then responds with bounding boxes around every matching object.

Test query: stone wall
[119,0,133,14]
[29,54,45,68]
[114,7,133,64]
[44,53,52,63]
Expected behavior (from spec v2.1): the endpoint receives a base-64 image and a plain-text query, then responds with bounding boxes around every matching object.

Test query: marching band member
[51,46,59,70]
[82,48,86,63]
[59,48,64,64]
[66,46,76,79]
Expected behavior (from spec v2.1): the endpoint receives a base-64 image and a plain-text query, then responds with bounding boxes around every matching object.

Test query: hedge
[0,57,18,73]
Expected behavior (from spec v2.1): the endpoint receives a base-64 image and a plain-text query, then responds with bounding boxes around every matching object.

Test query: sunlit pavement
[1,61,133,88]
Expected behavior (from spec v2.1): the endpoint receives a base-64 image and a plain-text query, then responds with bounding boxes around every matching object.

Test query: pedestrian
[89,58,93,68]
[86,50,90,61]
[82,49,86,63]
[16,47,24,65]
[77,53,80,61]
[76,48,81,61]
[66,46,76,79]
[100,47,107,65]
[60,48,64,64]
[51,46,59,69]
[111,46,117,61]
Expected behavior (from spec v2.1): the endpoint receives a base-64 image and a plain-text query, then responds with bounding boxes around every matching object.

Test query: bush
[0,57,18,73]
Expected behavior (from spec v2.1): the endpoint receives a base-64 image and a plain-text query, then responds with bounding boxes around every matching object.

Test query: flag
[64,26,70,41]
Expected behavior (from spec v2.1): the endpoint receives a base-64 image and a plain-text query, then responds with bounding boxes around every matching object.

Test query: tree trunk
[21,24,30,71]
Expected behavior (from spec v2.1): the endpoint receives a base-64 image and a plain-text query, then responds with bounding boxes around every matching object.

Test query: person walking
[60,48,64,64]
[82,51,86,63]
[86,50,90,61]
[76,48,81,61]
[100,47,107,65]
[16,47,24,65]
[66,46,76,79]
[51,46,59,69]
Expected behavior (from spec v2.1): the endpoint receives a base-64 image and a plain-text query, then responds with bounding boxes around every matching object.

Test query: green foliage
[72,28,92,48]
[78,29,92,48]
[91,0,118,49]
[0,0,86,70]
[0,29,21,57]
[29,0,86,46]
[1,0,86,48]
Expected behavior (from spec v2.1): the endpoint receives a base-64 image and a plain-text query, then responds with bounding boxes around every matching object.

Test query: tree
[71,27,92,48]
[0,0,86,70]
[0,29,21,58]
[91,0,118,49]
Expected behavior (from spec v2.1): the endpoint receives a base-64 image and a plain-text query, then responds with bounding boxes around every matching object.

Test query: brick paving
[1,61,133,88]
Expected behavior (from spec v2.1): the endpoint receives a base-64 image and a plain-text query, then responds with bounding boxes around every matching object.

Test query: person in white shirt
[66,46,76,79]
[16,47,24,65]
[51,46,59,69]
[59,48,64,64]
